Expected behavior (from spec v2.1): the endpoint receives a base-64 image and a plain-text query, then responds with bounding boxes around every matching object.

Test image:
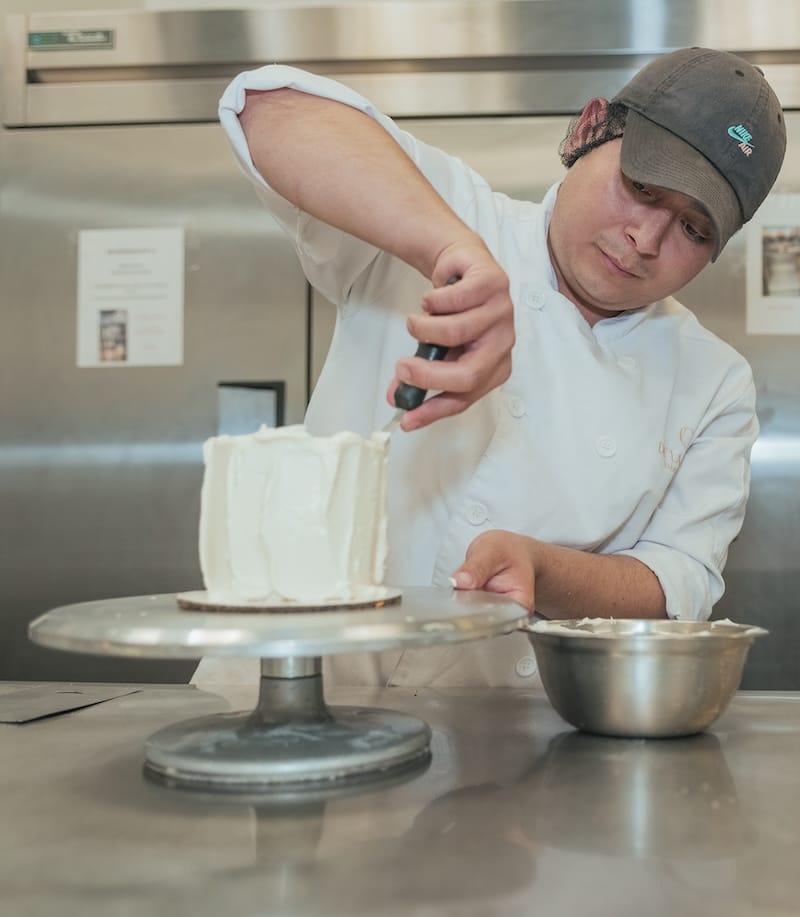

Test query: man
[193,48,786,688]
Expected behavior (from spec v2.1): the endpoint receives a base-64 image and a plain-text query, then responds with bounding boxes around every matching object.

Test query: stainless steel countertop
[2,682,799,916]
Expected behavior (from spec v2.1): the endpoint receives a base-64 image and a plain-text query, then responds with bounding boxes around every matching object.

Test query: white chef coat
[192,65,758,689]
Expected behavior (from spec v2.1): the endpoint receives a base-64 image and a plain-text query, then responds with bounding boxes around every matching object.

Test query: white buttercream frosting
[198,425,390,605]
[529,617,767,638]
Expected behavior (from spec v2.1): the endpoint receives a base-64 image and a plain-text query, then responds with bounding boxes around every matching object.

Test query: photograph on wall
[98,309,128,363]
[746,194,800,334]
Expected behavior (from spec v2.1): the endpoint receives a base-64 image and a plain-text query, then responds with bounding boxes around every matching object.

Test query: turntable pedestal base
[28,588,527,794]
[143,657,431,791]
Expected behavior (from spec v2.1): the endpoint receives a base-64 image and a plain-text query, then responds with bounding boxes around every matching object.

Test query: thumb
[451,534,506,590]
[450,568,476,590]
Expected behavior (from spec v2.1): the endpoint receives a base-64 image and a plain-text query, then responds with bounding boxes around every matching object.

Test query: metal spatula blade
[382,408,405,435]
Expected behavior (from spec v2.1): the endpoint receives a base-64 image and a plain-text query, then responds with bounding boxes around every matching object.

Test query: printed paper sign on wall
[77,227,185,367]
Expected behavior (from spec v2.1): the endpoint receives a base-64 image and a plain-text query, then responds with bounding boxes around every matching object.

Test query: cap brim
[620,111,743,260]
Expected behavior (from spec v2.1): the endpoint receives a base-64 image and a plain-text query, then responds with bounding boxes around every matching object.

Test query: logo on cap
[728,124,754,157]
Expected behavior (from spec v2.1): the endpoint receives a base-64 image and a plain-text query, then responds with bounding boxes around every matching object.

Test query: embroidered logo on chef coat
[659,426,694,472]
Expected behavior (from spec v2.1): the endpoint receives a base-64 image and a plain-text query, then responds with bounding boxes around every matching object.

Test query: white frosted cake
[191,424,391,608]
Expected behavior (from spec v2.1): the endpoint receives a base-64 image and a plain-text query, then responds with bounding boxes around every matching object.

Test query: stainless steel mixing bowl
[524,618,768,738]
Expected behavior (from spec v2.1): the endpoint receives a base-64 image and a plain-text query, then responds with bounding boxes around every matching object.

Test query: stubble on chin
[558,248,649,323]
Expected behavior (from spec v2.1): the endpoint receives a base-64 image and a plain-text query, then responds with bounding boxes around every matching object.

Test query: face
[547,138,714,326]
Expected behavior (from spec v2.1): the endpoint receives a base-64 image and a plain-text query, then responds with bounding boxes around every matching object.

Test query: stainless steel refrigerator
[2,0,799,686]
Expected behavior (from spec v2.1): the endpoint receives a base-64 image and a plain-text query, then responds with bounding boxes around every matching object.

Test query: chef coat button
[617,355,638,371]
[508,395,526,418]
[467,503,488,525]
[525,289,546,310]
[515,656,538,678]
[595,435,617,458]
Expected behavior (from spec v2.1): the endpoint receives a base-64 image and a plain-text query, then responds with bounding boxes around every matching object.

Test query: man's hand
[387,239,515,430]
[451,530,536,613]
[452,529,668,620]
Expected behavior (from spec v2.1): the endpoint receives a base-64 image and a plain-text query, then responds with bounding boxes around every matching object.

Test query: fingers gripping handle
[392,275,460,412]
[393,343,449,410]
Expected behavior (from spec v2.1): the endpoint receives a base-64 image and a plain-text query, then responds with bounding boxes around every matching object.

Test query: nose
[626,206,673,256]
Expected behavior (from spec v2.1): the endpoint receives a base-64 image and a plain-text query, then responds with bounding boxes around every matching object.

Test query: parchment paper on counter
[0,684,140,723]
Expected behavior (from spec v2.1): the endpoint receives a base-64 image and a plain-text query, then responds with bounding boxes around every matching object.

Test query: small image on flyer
[98,309,128,363]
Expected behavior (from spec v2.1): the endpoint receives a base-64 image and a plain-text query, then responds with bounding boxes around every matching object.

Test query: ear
[561,98,611,162]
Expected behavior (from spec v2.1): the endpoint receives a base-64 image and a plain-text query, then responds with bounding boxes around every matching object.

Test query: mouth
[600,248,642,279]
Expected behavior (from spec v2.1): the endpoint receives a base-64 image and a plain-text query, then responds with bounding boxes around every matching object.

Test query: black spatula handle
[392,275,460,411]
[393,343,450,410]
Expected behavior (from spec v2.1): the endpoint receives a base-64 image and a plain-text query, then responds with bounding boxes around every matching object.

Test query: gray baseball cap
[613,47,786,259]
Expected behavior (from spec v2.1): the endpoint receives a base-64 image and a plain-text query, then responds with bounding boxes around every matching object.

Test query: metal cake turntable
[29,587,527,793]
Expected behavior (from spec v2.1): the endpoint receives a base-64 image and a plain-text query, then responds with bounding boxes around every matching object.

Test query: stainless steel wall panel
[12,1,800,68]
[15,62,800,126]
[0,122,308,681]
[22,79,227,127]
[6,1,800,127]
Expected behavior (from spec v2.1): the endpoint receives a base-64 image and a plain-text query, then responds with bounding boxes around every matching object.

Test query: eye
[631,180,654,198]
[682,218,712,245]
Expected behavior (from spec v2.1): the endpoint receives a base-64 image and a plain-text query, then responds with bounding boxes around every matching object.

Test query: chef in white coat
[193,47,786,689]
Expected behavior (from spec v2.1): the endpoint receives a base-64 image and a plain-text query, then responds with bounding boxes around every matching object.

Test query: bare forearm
[531,541,667,620]
[454,531,667,619]
[239,88,478,278]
